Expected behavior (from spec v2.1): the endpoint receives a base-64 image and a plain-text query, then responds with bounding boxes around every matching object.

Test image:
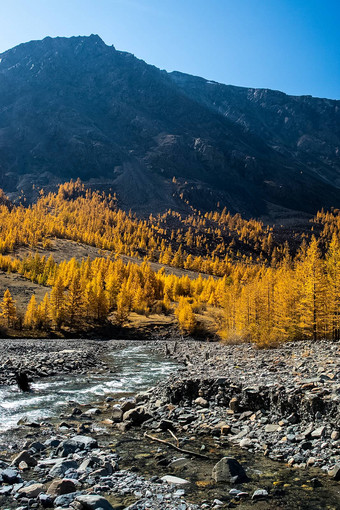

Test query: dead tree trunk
[15,370,30,392]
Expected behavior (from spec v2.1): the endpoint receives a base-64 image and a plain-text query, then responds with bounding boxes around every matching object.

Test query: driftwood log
[144,432,209,459]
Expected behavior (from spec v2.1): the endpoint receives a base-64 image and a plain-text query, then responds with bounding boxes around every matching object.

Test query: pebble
[252,489,269,499]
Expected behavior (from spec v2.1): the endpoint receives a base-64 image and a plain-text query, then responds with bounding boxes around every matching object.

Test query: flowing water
[0,344,178,433]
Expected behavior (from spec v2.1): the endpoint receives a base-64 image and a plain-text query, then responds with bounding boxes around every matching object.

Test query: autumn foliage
[0,180,340,346]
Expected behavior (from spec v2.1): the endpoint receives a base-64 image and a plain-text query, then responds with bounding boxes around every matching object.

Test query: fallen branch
[168,429,179,447]
[144,432,209,459]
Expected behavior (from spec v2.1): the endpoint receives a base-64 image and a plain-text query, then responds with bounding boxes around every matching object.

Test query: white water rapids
[0,345,178,433]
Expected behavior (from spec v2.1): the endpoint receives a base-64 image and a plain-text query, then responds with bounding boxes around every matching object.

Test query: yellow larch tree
[24,294,39,329]
[37,293,51,330]
[50,275,66,328]
[0,289,17,327]
[175,297,196,334]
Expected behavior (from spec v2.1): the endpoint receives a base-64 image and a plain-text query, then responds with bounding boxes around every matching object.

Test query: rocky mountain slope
[0,34,339,217]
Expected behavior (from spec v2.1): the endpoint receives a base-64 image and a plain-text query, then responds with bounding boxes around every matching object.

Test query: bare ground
[0,271,49,312]
[14,238,216,280]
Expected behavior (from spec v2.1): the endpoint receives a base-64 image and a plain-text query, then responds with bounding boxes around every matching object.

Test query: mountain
[0,34,339,217]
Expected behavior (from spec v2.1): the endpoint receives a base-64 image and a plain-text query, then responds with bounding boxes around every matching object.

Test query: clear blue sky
[1,0,339,99]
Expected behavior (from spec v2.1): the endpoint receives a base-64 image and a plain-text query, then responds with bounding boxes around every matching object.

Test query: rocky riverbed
[0,338,339,509]
[0,339,114,386]
[145,339,340,472]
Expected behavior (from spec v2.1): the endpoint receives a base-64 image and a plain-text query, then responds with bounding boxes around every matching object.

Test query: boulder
[239,438,253,448]
[19,461,29,471]
[158,419,176,431]
[120,401,136,413]
[311,426,325,438]
[194,397,209,407]
[161,475,190,485]
[229,397,239,412]
[18,482,44,498]
[328,464,340,480]
[122,406,152,425]
[111,408,123,423]
[212,457,249,483]
[331,430,339,440]
[49,460,78,478]
[39,493,54,508]
[47,478,77,496]
[265,424,281,433]
[170,457,191,469]
[58,435,98,456]
[252,489,269,499]
[220,424,231,435]
[29,441,46,452]
[54,492,79,507]
[75,494,114,509]
[12,450,37,467]
[1,467,21,483]
[84,408,101,417]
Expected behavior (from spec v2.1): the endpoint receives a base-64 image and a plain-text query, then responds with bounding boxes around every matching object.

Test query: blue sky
[1,0,339,99]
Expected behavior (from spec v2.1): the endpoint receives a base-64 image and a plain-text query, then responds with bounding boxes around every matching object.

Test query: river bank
[0,339,113,386]
[147,338,340,472]
[0,339,339,509]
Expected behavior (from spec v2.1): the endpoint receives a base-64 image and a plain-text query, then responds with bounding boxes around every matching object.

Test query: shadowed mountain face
[0,34,339,217]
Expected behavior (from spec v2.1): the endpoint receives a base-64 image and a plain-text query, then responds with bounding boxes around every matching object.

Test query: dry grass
[122,312,174,328]
[0,271,49,313]
[14,238,216,280]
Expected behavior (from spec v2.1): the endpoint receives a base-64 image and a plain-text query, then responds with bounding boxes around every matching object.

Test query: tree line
[0,181,340,345]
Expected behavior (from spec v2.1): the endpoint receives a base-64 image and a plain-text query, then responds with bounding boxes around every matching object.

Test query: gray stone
[1,468,21,483]
[11,450,37,467]
[170,458,191,469]
[29,441,46,452]
[44,438,61,448]
[111,408,123,423]
[75,494,114,509]
[252,489,269,499]
[0,485,12,495]
[39,493,54,508]
[158,419,176,431]
[58,435,98,456]
[18,482,44,498]
[265,424,281,433]
[311,426,325,438]
[122,406,152,425]
[239,438,252,448]
[49,460,78,478]
[47,478,76,496]
[328,464,340,480]
[84,408,101,417]
[161,475,190,485]
[54,492,79,507]
[212,457,249,483]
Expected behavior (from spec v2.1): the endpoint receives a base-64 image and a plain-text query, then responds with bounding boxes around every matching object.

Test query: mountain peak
[0,35,339,218]
[0,34,110,60]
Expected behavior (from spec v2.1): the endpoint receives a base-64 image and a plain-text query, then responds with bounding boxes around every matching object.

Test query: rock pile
[121,340,340,474]
[0,339,110,385]
[0,430,204,509]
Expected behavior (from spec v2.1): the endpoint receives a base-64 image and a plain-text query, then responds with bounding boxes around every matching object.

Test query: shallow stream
[0,344,178,433]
